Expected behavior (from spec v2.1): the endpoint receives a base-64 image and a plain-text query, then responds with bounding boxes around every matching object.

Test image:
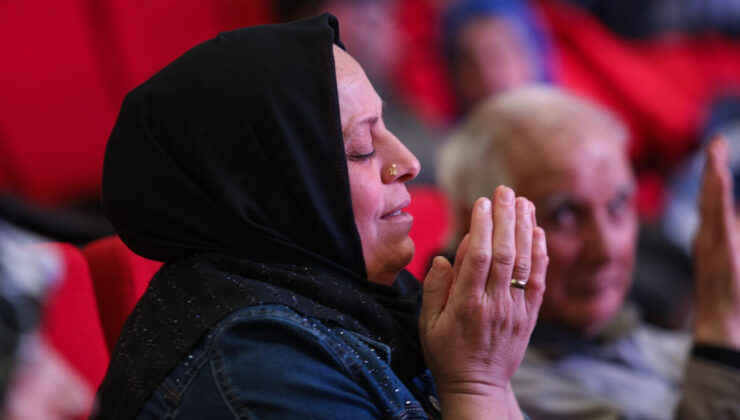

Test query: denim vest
[137,304,441,419]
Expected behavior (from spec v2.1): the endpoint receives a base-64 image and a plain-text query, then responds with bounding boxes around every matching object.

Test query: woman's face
[334,46,420,286]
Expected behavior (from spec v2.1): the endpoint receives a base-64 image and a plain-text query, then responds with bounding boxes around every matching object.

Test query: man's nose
[581,214,615,266]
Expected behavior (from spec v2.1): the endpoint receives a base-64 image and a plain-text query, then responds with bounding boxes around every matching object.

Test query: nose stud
[387,163,397,177]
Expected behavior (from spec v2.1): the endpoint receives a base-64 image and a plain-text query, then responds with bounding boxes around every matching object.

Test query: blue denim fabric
[137,304,441,419]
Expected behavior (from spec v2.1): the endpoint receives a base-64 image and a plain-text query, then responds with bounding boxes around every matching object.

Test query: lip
[571,277,620,297]
[578,283,613,296]
[380,197,411,219]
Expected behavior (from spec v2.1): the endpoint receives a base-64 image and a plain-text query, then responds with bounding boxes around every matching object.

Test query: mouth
[571,276,622,298]
[384,210,404,217]
[579,283,612,296]
[380,198,411,219]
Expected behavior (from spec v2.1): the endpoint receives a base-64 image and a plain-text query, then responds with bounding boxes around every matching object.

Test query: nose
[581,213,615,267]
[383,133,420,183]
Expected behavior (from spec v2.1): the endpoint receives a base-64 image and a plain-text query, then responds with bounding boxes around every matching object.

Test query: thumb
[420,256,454,329]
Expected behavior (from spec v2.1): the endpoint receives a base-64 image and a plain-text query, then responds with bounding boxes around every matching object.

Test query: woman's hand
[693,135,740,349]
[419,186,547,418]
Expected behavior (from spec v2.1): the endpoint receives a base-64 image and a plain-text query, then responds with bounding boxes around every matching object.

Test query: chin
[392,237,415,273]
[389,241,415,278]
[574,297,624,337]
[369,239,415,286]
[399,236,415,267]
[383,230,415,265]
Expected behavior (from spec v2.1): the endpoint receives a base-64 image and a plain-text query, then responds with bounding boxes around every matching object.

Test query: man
[438,85,740,418]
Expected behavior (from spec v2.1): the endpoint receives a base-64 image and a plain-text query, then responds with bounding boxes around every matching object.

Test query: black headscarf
[94,14,426,419]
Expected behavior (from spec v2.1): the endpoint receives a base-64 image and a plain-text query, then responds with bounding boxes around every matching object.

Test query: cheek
[541,232,580,304]
[348,168,382,243]
[597,214,638,276]
[613,235,636,268]
[618,218,639,260]
[545,232,581,275]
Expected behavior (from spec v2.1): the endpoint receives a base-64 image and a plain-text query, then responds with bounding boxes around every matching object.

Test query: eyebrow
[540,182,637,209]
[540,193,575,210]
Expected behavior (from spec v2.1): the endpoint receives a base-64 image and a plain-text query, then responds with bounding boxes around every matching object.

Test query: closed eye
[347,150,376,161]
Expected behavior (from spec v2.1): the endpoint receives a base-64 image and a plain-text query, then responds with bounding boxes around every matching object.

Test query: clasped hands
[419,186,547,419]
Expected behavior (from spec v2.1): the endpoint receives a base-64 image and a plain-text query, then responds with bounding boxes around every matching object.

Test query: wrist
[438,384,511,420]
[436,378,509,397]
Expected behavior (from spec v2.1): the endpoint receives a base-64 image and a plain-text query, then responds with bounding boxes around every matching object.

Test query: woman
[93,14,547,419]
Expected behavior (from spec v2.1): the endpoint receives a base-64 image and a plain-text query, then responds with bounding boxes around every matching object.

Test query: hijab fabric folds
[95,14,425,419]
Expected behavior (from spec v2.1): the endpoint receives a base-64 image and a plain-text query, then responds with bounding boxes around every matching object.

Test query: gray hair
[437,85,628,237]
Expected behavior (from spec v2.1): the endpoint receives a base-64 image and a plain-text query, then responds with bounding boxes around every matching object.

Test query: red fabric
[0,1,271,205]
[541,1,701,166]
[37,243,109,394]
[393,0,456,125]
[83,236,162,353]
[406,186,450,280]
[0,2,116,204]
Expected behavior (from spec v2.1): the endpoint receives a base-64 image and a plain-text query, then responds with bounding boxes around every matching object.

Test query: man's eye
[608,193,630,218]
[347,150,376,161]
[551,205,578,228]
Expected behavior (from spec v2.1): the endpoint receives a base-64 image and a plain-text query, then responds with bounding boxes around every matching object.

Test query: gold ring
[388,164,397,177]
[510,279,527,289]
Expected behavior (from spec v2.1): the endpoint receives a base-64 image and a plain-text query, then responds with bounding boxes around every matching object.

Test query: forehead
[507,125,633,201]
[333,46,359,78]
[333,46,381,133]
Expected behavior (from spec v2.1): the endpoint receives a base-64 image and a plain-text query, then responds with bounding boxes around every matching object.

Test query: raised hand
[693,135,740,349]
[419,186,548,418]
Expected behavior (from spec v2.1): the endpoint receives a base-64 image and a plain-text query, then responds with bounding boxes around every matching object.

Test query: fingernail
[479,197,491,212]
[516,198,529,215]
[500,187,514,203]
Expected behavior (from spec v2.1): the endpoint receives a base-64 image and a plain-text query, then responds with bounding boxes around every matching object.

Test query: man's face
[509,125,638,336]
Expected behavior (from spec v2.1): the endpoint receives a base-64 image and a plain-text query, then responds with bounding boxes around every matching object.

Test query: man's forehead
[506,122,624,164]
[508,142,632,193]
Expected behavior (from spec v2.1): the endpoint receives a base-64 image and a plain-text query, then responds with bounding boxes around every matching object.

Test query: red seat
[0,1,272,205]
[406,186,451,280]
[83,236,162,353]
[37,243,109,411]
